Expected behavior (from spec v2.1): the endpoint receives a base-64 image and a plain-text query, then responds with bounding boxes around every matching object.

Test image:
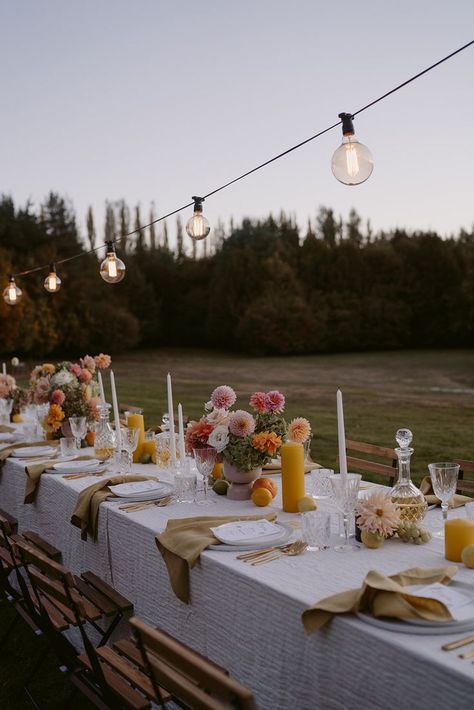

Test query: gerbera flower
[355,491,401,537]
[211,385,236,410]
[229,410,255,437]
[287,417,311,443]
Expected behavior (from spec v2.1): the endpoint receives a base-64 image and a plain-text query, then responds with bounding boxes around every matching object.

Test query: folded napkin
[156,513,278,604]
[302,566,458,633]
[71,475,152,541]
[24,455,97,504]
[0,425,15,433]
[420,476,471,508]
[0,439,58,463]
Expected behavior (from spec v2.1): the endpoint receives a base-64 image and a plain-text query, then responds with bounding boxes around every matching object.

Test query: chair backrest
[338,439,398,485]
[454,460,474,494]
[130,616,257,710]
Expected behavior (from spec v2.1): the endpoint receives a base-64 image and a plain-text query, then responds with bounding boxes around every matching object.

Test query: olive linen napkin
[156,512,278,604]
[420,476,471,508]
[71,475,153,541]
[0,439,58,463]
[302,566,458,633]
[24,455,97,504]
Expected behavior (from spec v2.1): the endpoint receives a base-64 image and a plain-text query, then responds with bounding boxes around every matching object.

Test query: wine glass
[428,462,459,535]
[119,427,140,475]
[329,474,361,551]
[0,398,13,425]
[193,447,217,505]
[69,416,87,450]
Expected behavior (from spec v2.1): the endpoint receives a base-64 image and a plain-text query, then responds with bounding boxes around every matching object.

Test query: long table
[1,452,474,709]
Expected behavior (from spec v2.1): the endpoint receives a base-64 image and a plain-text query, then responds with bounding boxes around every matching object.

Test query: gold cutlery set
[236,541,307,565]
[118,495,175,513]
[442,634,474,660]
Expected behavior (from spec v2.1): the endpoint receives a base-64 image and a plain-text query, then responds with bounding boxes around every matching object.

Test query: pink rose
[51,389,66,406]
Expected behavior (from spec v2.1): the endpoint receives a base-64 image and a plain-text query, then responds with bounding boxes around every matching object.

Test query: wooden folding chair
[13,539,149,710]
[130,615,258,709]
[337,439,398,486]
[454,460,474,495]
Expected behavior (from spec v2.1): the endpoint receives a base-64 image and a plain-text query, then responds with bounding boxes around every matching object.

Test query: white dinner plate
[355,612,474,636]
[401,581,474,627]
[208,522,292,552]
[0,433,14,442]
[107,481,173,502]
[52,459,101,472]
[211,520,285,546]
[45,464,108,476]
[10,446,57,458]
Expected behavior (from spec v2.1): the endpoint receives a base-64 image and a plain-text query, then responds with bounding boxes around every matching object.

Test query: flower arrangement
[29,353,111,435]
[0,373,16,400]
[186,385,311,472]
[355,491,431,548]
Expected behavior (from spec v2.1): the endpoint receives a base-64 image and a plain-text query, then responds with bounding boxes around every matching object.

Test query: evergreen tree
[149,203,157,251]
[86,206,96,250]
[163,221,169,250]
[135,204,144,252]
[176,216,184,259]
[104,202,116,243]
[119,200,130,251]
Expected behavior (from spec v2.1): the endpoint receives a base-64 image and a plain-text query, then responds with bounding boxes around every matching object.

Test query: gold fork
[119,495,174,512]
[251,541,308,565]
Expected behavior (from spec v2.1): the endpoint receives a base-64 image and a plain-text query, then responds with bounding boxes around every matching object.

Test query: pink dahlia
[229,410,256,437]
[287,417,311,444]
[81,355,96,373]
[265,390,285,413]
[211,385,236,410]
[79,368,92,384]
[95,353,111,370]
[249,391,267,413]
[51,389,65,406]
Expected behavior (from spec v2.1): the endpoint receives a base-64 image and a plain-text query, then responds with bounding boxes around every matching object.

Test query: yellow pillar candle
[127,414,145,463]
[281,441,305,513]
[445,518,474,562]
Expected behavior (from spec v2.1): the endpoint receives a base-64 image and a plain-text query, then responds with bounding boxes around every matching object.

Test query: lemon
[297,496,317,513]
[361,530,384,549]
[213,480,230,495]
[251,488,273,507]
[139,453,152,464]
[461,544,474,568]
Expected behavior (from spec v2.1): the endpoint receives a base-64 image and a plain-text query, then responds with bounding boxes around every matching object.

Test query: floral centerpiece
[29,353,111,437]
[0,373,16,400]
[186,385,311,499]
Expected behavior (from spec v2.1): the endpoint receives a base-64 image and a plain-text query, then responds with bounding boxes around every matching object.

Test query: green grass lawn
[83,348,474,482]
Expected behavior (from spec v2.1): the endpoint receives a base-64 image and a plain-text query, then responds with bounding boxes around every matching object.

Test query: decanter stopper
[396,428,413,450]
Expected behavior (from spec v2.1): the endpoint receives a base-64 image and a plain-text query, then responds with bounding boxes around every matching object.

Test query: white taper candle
[177,403,186,468]
[110,370,122,451]
[167,373,177,468]
[97,371,105,404]
[337,389,348,481]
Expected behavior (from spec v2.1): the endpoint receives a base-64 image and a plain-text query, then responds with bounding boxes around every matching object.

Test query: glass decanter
[390,428,427,524]
[94,403,117,461]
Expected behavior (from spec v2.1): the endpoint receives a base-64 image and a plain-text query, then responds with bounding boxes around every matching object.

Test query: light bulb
[331,113,373,185]
[3,276,22,306]
[186,196,211,241]
[100,242,126,283]
[44,264,61,293]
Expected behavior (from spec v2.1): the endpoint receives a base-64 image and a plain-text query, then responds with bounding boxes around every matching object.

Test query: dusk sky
[1,1,473,249]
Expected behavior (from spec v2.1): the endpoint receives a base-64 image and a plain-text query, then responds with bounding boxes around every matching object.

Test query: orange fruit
[252,477,277,499]
[85,431,95,447]
[211,462,224,480]
[251,488,273,507]
[12,414,23,423]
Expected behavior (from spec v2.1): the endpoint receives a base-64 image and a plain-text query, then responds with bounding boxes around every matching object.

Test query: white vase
[223,461,261,500]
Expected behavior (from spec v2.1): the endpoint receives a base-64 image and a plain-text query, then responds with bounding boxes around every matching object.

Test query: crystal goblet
[330,473,361,551]
[193,447,217,505]
[69,416,87,450]
[428,462,459,535]
[119,427,140,475]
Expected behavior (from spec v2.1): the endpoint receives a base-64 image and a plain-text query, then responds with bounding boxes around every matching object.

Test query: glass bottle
[390,428,427,524]
[94,403,117,460]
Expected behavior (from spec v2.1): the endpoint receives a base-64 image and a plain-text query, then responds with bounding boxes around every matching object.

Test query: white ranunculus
[207,425,229,453]
[51,369,75,386]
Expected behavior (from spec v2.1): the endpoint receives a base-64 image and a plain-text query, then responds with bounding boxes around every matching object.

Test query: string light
[331,113,373,185]
[186,197,211,241]
[99,241,126,283]
[3,276,22,306]
[43,263,62,293]
[0,41,471,296]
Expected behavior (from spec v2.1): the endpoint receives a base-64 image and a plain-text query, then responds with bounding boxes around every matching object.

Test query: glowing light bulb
[3,276,22,306]
[186,196,211,241]
[331,113,373,185]
[44,264,61,293]
[100,242,126,283]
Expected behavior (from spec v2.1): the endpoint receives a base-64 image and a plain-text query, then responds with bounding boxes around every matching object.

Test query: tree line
[0,193,473,357]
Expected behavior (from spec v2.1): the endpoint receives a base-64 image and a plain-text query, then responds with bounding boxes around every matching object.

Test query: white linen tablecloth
[1,452,474,709]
